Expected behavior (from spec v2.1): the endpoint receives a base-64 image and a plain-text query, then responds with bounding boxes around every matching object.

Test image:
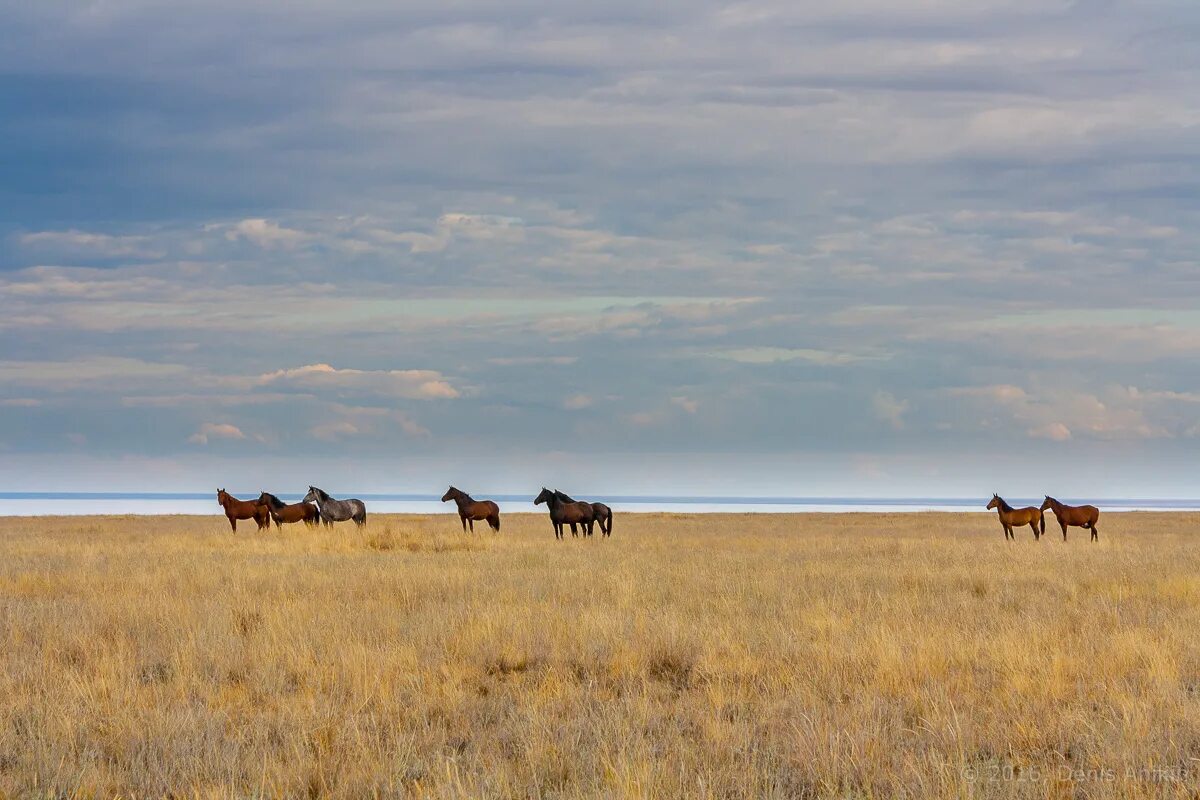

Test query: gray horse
[303,486,367,528]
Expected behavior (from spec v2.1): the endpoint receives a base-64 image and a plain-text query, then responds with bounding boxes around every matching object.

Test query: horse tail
[489,513,500,532]
[606,509,613,534]
[1039,511,1045,535]
[354,503,367,526]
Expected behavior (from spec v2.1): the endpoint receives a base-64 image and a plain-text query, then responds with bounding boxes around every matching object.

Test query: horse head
[986,494,1000,510]
[441,486,458,503]
[1040,496,1055,511]
[534,487,553,506]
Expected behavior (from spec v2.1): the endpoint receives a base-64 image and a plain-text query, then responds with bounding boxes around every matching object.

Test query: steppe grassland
[1,511,1199,798]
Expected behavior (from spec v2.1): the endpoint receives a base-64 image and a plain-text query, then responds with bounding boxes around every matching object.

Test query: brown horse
[534,487,594,539]
[441,486,501,533]
[1041,496,1100,542]
[986,494,1044,541]
[555,490,612,537]
[216,488,270,532]
[257,492,320,529]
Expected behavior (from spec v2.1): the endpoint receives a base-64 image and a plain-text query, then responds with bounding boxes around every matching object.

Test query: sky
[1,0,1199,498]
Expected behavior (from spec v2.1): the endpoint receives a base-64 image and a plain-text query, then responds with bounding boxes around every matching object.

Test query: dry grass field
[2,511,1200,799]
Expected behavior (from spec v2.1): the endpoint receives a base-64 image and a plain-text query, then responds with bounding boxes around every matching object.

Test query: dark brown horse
[216,488,270,532]
[555,490,612,537]
[1041,496,1100,542]
[986,494,1043,541]
[441,486,500,533]
[257,492,320,529]
[534,487,594,539]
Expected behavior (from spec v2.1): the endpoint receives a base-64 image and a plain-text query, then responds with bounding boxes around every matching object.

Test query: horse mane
[554,490,576,503]
[311,487,331,502]
[262,492,285,510]
[994,495,1014,512]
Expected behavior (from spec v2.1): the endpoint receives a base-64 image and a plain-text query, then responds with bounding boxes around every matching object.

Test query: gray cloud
[1,0,1199,494]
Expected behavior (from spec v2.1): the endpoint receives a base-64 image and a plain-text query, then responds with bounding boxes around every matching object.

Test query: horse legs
[461,514,468,533]
[569,522,578,537]
[1090,523,1098,542]
[468,518,474,533]
[1060,521,1067,541]
[1029,522,1039,540]
[228,515,237,533]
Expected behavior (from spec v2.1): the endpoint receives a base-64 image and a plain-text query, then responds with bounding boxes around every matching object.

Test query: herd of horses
[215,485,613,539]
[220,487,1101,543]
[216,487,367,531]
[987,494,1101,541]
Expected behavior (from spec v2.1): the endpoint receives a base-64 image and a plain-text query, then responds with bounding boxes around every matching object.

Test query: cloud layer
[1,0,1199,494]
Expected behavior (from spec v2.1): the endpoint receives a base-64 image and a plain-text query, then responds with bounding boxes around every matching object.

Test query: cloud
[3,0,1200,489]
[0,357,188,389]
[321,404,431,439]
[670,396,699,414]
[1028,422,1071,441]
[224,219,309,249]
[711,347,873,366]
[872,391,908,430]
[187,422,248,445]
[256,364,460,400]
[18,230,159,259]
[563,393,593,410]
[949,383,1175,441]
[309,421,360,442]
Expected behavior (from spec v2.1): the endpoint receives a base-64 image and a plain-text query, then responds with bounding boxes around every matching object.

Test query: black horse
[534,487,594,539]
[554,490,612,537]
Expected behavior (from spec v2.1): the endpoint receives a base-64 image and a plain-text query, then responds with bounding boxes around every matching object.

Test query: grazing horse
[303,486,367,528]
[441,486,501,533]
[257,492,320,529]
[986,494,1044,541]
[216,488,270,532]
[554,490,612,537]
[534,487,594,539]
[1041,496,1100,542]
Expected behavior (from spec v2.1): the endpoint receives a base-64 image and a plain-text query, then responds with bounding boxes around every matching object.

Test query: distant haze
[2,2,1199,497]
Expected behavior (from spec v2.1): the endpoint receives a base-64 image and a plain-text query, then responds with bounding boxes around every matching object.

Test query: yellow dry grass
[2,511,1200,799]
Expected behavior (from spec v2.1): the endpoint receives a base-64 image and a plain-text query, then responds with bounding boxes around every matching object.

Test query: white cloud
[224,219,309,249]
[256,363,460,400]
[187,422,248,445]
[1028,422,1072,441]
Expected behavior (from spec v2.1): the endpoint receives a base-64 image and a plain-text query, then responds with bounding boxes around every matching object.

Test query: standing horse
[258,492,320,529]
[534,487,594,539]
[441,486,501,533]
[554,490,612,537]
[216,488,270,532]
[1041,496,1100,542]
[986,494,1043,541]
[303,486,367,528]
